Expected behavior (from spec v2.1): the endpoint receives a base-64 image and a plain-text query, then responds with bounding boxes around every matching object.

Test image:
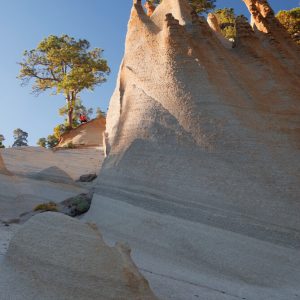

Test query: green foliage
[46,134,59,148]
[65,142,75,149]
[18,34,110,127]
[37,137,47,148]
[214,8,237,40]
[59,98,93,124]
[152,0,216,14]
[62,194,92,217]
[276,8,300,44]
[12,128,28,147]
[0,134,5,148]
[38,127,65,149]
[72,196,90,213]
[34,201,58,212]
[39,99,96,149]
[53,123,70,139]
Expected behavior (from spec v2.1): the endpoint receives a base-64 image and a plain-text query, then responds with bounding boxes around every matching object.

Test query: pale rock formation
[0,173,87,222]
[243,0,300,70]
[103,131,111,157]
[0,223,19,262]
[244,0,279,33]
[58,117,106,148]
[207,13,233,48]
[0,213,157,300]
[85,0,300,299]
[1,146,103,180]
[207,12,221,33]
[0,153,11,176]
[0,147,104,221]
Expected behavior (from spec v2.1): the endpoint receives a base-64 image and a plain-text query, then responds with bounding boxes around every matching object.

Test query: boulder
[78,173,97,182]
[0,213,157,300]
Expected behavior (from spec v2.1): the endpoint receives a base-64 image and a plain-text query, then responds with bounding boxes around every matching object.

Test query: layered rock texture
[58,117,106,148]
[0,213,157,300]
[85,0,300,299]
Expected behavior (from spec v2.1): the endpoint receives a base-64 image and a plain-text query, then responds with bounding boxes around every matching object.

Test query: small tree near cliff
[276,8,300,44]
[18,34,110,128]
[0,134,5,148]
[214,8,237,40]
[37,138,47,148]
[59,98,93,126]
[12,129,28,147]
[152,0,216,14]
[46,135,59,148]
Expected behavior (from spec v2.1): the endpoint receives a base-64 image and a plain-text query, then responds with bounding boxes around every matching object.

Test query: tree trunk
[66,92,75,129]
[68,107,73,128]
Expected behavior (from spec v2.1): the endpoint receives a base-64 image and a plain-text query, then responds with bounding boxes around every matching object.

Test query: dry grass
[34,202,58,212]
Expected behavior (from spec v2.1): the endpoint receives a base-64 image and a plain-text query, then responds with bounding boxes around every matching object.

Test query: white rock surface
[1,146,103,181]
[0,153,10,176]
[86,195,300,300]
[0,147,104,221]
[0,223,19,263]
[0,213,157,300]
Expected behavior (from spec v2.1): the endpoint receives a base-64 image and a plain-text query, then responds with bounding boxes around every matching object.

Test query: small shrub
[34,201,58,212]
[75,199,90,213]
[65,142,75,149]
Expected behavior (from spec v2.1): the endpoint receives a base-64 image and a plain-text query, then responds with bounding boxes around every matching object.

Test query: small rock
[78,173,97,182]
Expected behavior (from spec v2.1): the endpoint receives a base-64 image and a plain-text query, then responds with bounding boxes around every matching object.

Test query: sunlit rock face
[86,0,300,299]
[99,0,300,241]
[58,117,106,148]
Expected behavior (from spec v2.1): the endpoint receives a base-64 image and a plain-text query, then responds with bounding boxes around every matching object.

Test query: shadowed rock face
[86,0,300,299]
[31,166,74,184]
[0,213,157,300]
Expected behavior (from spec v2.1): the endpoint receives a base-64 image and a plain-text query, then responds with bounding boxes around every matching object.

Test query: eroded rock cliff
[98,0,300,245]
[86,0,300,299]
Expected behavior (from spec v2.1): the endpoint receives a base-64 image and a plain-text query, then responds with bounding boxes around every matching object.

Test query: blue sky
[0,0,298,146]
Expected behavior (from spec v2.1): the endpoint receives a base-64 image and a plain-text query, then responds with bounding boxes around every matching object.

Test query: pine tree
[12,129,28,147]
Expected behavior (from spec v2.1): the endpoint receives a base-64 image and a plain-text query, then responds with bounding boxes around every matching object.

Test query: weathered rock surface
[0,153,11,176]
[0,147,104,221]
[86,0,300,299]
[0,213,157,300]
[1,146,103,181]
[0,223,19,263]
[0,174,86,222]
[58,117,106,148]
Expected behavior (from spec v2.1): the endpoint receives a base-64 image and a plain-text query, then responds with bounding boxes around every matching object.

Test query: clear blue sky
[0,0,298,146]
